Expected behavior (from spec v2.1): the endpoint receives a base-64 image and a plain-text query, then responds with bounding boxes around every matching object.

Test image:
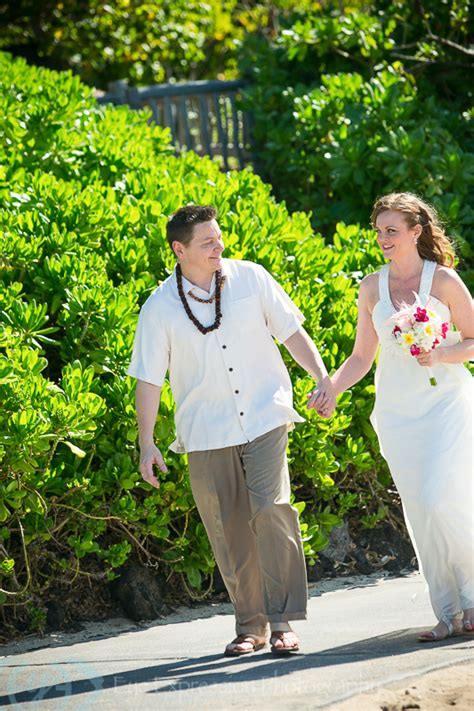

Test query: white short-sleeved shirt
[127,258,305,453]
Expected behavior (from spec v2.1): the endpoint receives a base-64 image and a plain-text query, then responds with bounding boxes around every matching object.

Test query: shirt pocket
[226,294,266,333]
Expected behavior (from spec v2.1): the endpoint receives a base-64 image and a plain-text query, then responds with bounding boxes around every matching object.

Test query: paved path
[1,573,473,709]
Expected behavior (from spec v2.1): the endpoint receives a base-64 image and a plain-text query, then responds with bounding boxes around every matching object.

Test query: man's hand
[283,329,336,417]
[139,443,168,489]
[306,377,336,418]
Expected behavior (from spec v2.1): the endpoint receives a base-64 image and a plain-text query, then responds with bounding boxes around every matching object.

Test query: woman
[310,192,474,641]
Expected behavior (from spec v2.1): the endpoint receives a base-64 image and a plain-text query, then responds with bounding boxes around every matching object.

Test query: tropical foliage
[240,0,474,282]
[0,0,281,87]
[1,0,472,637]
[0,52,393,635]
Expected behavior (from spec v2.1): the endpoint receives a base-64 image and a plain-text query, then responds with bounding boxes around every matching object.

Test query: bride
[310,192,474,641]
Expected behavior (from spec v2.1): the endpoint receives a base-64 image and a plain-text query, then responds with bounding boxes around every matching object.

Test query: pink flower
[393,325,401,335]
[414,307,429,322]
[410,344,421,356]
[432,338,440,349]
[391,306,413,329]
[441,322,449,338]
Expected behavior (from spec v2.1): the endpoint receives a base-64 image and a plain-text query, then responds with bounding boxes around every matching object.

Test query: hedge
[1,51,405,637]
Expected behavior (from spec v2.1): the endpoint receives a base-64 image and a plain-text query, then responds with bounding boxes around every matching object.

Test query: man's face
[174,219,225,275]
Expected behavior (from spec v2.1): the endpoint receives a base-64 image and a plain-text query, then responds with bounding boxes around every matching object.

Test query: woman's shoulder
[433,262,458,280]
[432,263,472,304]
[359,270,382,308]
[360,270,382,292]
[432,263,466,290]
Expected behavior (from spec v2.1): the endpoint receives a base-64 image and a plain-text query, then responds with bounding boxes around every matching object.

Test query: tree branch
[427,33,474,57]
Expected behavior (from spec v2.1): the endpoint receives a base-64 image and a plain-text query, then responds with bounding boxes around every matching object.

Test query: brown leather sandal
[270,630,300,655]
[224,634,266,657]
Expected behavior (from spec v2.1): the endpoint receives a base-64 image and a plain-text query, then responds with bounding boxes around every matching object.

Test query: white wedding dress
[371,259,474,622]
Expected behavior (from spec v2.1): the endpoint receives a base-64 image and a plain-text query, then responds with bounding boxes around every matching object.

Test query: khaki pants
[187,425,308,637]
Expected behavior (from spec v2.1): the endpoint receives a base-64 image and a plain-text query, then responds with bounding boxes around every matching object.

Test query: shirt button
[222,345,227,349]
[234,390,239,394]
[229,367,233,372]
[240,412,244,416]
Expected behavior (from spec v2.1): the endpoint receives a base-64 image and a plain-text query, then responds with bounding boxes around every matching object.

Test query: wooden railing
[97,79,253,171]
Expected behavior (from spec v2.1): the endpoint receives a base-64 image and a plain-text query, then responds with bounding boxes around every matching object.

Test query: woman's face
[374,210,421,261]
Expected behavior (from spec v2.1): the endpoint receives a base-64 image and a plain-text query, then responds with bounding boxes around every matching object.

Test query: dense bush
[0,52,397,636]
[0,0,240,86]
[0,0,303,87]
[240,1,474,282]
[242,1,473,105]
[245,63,473,234]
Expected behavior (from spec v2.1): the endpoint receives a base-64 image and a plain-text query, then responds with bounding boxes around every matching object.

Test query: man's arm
[136,379,168,488]
[283,328,336,417]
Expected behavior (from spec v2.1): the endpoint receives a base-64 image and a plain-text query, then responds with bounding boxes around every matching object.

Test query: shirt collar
[174,260,228,298]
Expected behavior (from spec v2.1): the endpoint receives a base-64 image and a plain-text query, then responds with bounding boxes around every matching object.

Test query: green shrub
[245,63,473,233]
[240,2,474,279]
[240,1,473,106]
[0,52,400,636]
[0,0,277,87]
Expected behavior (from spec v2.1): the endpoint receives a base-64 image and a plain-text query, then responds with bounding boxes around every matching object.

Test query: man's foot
[270,630,300,655]
[418,618,463,643]
[463,607,474,633]
[224,634,266,657]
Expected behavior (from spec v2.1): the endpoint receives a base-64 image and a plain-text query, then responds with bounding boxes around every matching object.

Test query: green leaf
[186,568,202,589]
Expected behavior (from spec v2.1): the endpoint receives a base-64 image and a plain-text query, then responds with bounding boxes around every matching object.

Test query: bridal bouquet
[391,296,449,386]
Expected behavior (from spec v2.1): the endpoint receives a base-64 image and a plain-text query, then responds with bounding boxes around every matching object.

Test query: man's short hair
[166,205,217,249]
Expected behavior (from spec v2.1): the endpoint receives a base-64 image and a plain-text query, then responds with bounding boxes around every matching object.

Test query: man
[128,205,334,656]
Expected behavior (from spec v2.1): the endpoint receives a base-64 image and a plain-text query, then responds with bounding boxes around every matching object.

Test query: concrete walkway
[1,572,473,709]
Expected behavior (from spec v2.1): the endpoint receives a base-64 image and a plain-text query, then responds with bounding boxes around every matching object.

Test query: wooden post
[213,94,229,171]
[199,95,213,158]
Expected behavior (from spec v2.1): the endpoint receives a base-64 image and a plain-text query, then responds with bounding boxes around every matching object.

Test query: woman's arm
[416,268,474,367]
[330,275,380,398]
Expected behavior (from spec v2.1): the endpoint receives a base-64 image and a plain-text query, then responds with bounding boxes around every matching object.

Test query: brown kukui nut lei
[176,263,223,334]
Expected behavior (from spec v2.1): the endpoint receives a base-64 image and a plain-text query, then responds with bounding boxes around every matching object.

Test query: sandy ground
[328,660,474,711]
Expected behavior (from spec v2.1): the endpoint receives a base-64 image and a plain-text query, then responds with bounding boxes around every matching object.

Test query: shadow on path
[1,628,472,706]
[0,572,398,659]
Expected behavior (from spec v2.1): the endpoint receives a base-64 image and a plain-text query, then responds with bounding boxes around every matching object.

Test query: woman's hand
[415,348,442,368]
[306,377,336,418]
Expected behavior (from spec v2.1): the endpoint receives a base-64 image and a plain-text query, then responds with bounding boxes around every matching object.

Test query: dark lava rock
[110,560,164,621]
[323,521,352,563]
[307,559,328,582]
[46,600,66,630]
[212,566,229,596]
[350,547,374,575]
[356,522,416,572]
[307,521,352,581]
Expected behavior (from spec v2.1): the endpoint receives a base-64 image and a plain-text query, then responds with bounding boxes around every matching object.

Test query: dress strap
[377,264,391,305]
[418,260,437,302]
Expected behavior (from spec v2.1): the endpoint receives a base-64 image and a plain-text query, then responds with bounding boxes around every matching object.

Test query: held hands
[306,376,336,418]
[139,443,168,489]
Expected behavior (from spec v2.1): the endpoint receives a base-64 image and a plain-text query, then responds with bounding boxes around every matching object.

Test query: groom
[128,205,334,656]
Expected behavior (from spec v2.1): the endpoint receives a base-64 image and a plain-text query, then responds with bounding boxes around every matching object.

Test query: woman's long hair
[371,192,456,267]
